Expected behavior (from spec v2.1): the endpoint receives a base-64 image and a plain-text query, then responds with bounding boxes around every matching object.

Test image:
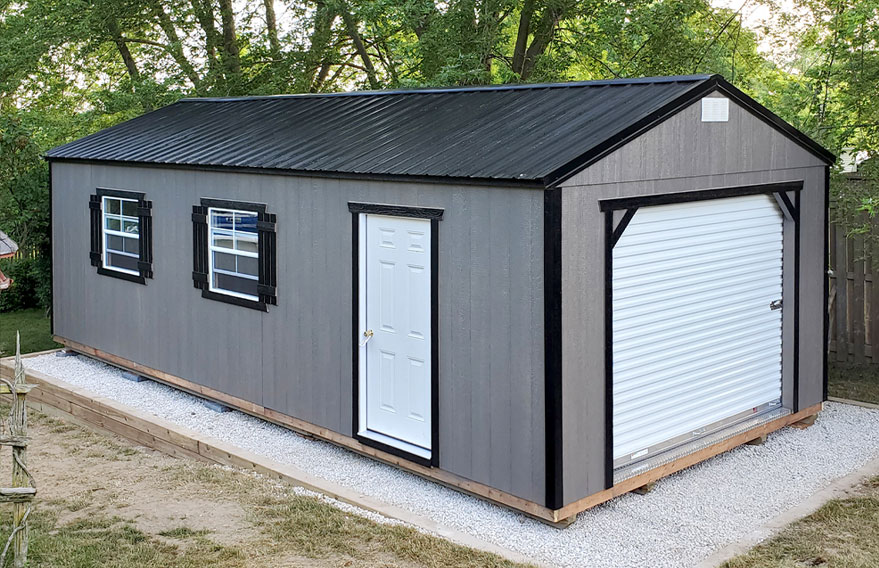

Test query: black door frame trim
[600,180,803,489]
[349,202,441,468]
[599,181,803,212]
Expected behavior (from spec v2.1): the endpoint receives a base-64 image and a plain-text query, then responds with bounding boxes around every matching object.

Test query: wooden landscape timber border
[0,353,539,567]
[5,338,823,527]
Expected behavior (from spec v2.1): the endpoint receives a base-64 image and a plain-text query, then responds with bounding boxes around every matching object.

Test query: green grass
[0,409,533,568]
[829,362,879,405]
[158,527,212,540]
[723,476,879,567]
[0,308,58,357]
[12,513,244,568]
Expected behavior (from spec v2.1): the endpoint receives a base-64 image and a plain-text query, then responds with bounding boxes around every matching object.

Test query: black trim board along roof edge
[542,75,835,188]
[41,157,547,189]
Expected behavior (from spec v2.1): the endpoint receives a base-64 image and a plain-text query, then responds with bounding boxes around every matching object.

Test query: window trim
[206,206,260,302]
[93,188,149,285]
[194,198,270,312]
[101,195,141,277]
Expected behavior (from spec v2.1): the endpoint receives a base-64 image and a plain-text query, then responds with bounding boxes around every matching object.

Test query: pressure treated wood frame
[45,337,821,525]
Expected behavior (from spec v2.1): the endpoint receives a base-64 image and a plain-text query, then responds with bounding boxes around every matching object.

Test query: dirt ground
[0,406,527,568]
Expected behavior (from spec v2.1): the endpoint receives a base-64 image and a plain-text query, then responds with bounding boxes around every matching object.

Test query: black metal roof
[45,74,834,187]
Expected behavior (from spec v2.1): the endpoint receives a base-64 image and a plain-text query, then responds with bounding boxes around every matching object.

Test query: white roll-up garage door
[612,193,784,466]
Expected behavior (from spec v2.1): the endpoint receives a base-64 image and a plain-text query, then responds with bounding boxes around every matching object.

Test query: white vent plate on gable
[701,97,729,122]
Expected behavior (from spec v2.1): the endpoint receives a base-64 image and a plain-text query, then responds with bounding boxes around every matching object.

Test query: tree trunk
[302,0,336,91]
[153,2,202,91]
[107,17,140,83]
[263,0,281,60]
[191,0,221,80]
[512,0,535,75]
[218,0,242,87]
[519,4,565,80]
[106,16,151,111]
[339,5,380,89]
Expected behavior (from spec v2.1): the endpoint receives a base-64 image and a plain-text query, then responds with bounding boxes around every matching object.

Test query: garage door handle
[359,329,374,347]
[770,299,782,311]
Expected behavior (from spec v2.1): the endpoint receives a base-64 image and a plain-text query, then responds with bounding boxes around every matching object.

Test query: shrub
[0,255,51,312]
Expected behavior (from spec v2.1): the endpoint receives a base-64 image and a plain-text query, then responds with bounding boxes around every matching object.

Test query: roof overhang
[542,75,836,188]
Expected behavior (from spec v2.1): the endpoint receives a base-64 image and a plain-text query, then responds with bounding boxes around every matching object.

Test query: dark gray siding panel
[560,93,827,505]
[51,162,545,503]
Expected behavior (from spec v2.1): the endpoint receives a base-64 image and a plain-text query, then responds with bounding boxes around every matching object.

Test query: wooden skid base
[3,339,823,527]
[791,414,818,429]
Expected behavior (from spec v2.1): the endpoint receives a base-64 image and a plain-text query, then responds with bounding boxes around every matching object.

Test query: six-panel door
[360,214,432,456]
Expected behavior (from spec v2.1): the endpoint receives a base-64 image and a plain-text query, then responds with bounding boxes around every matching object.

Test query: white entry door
[359,214,432,458]
[612,193,784,466]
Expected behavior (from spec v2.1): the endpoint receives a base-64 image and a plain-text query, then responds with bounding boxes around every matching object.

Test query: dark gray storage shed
[45,74,833,524]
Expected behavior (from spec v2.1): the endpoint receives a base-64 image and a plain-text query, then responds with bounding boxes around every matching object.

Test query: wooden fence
[828,220,879,364]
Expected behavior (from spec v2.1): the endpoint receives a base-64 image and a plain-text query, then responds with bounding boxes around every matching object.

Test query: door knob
[769,299,782,311]
[359,329,374,347]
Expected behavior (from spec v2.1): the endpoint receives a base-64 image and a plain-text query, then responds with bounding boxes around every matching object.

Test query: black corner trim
[823,166,830,402]
[348,201,444,220]
[793,190,801,412]
[48,163,54,336]
[599,181,804,212]
[603,209,614,490]
[350,207,440,469]
[611,208,638,248]
[544,188,564,509]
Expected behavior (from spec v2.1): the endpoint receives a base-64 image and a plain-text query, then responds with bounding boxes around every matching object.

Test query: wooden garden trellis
[0,335,37,568]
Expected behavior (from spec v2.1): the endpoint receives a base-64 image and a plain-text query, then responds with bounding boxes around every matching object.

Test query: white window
[207,208,259,300]
[102,196,140,275]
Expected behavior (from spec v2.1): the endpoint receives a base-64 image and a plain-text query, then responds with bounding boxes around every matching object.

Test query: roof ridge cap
[179,75,714,103]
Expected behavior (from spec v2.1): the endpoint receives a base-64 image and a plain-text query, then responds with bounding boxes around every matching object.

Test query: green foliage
[0,114,48,254]
[0,308,57,356]
[0,256,51,312]
[0,0,875,278]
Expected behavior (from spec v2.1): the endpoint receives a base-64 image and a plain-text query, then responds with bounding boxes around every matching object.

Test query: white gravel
[25,353,879,568]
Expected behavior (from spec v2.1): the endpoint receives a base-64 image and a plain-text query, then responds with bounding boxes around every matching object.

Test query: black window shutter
[89,194,102,266]
[192,205,209,290]
[137,199,153,279]
[257,212,277,305]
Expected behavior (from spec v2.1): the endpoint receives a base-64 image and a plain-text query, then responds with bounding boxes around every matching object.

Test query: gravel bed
[25,353,879,568]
